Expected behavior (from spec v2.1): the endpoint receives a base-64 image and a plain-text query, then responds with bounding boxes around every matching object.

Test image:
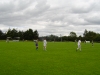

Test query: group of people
[34,38,94,52]
[76,39,94,52]
[34,38,47,51]
[35,38,81,52]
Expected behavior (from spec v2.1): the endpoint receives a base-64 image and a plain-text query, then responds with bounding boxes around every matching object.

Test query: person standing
[76,39,81,51]
[92,40,94,46]
[43,38,47,51]
[6,38,9,43]
[34,39,38,50]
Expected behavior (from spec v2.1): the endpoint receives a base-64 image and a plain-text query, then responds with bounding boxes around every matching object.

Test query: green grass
[0,41,100,75]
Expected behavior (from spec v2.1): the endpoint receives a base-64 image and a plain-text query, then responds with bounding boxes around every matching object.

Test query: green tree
[6,28,12,37]
[69,32,77,37]
[69,31,77,41]
[6,28,18,39]
[0,30,3,39]
[83,29,96,41]
[18,31,24,40]
[24,29,34,40]
[83,29,88,37]
[11,28,18,38]
[28,29,34,40]
[33,30,39,39]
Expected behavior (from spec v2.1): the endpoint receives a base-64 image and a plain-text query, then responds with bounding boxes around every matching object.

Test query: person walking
[43,38,47,51]
[76,39,81,51]
[34,39,38,50]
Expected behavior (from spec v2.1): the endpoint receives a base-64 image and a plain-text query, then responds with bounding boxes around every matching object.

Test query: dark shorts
[36,44,38,46]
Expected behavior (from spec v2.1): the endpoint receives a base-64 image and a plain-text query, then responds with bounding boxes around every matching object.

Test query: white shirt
[78,40,81,45]
[43,40,47,46]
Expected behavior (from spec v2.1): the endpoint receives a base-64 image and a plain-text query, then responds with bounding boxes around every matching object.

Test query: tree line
[0,28,39,40]
[40,29,100,42]
[0,29,100,42]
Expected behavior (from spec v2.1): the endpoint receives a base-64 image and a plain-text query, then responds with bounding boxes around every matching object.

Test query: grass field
[0,41,100,75]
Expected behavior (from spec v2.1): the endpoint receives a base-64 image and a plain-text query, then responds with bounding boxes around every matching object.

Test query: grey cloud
[0,0,34,13]
[81,13,100,25]
[25,0,50,17]
[0,0,100,36]
[86,17,100,25]
[71,0,100,14]
[71,6,92,13]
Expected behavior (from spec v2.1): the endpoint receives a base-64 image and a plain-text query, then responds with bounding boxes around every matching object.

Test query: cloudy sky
[0,0,100,36]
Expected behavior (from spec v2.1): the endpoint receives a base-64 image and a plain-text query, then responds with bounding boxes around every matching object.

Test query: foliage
[83,29,97,41]
[5,28,39,40]
[69,31,77,37]
[0,28,100,41]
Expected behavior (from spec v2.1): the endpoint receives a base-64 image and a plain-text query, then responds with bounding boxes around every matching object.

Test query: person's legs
[36,46,38,50]
[44,45,47,51]
[44,43,46,50]
[79,45,81,51]
[36,44,38,50]
[77,45,81,51]
[76,45,78,51]
[77,45,79,50]
[45,46,46,50]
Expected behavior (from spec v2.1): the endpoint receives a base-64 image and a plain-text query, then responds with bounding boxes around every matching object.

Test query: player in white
[92,40,94,46]
[76,40,81,51]
[6,38,9,43]
[43,38,47,51]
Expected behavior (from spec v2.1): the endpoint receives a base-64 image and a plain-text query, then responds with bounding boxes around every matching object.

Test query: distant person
[43,38,47,51]
[84,40,86,44]
[23,39,24,42]
[75,39,77,43]
[34,39,38,50]
[92,40,94,46]
[76,40,81,51]
[6,38,9,43]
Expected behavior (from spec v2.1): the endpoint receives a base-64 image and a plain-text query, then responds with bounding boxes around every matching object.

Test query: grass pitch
[0,41,100,75]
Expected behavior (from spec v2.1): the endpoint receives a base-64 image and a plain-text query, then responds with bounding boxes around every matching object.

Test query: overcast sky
[0,0,100,36]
